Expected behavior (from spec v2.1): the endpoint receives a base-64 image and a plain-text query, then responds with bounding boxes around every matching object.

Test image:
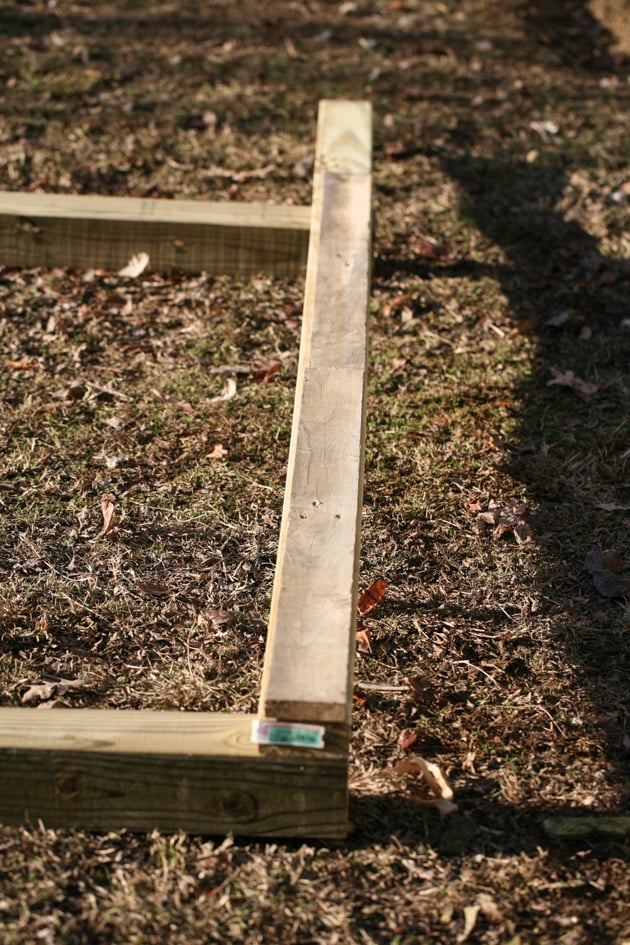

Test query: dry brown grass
[1,0,629,942]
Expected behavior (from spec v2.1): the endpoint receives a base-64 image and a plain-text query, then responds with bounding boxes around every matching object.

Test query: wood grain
[0,709,348,836]
[0,101,373,837]
[0,191,311,276]
[260,101,372,727]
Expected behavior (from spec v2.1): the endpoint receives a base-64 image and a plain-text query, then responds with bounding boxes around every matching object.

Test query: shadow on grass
[368,0,628,847]
[349,792,629,861]
[440,149,628,711]
[368,150,629,857]
[525,0,626,69]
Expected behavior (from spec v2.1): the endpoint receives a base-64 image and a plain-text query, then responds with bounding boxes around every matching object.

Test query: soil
[1,1,629,943]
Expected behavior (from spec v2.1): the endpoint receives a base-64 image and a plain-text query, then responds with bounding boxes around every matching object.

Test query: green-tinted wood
[259,101,372,727]
[0,100,374,838]
[0,191,311,275]
[0,709,348,837]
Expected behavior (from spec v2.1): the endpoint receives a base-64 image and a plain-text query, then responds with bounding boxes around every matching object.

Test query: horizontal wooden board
[0,191,311,275]
[0,709,349,837]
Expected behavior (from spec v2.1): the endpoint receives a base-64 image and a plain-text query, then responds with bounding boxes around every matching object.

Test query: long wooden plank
[259,101,372,728]
[0,192,311,275]
[0,709,348,836]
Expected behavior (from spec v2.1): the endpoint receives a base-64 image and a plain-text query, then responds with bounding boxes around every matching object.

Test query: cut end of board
[316,101,372,174]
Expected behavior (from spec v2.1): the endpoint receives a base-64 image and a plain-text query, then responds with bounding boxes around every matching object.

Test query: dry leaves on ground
[207,443,228,459]
[118,252,150,278]
[547,367,599,399]
[21,678,86,706]
[357,578,388,616]
[356,578,387,653]
[476,501,536,543]
[383,754,458,816]
[584,549,630,598]
[93,493,116,540]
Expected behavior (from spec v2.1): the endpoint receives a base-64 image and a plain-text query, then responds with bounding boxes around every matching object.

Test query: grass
[1,0,630,942]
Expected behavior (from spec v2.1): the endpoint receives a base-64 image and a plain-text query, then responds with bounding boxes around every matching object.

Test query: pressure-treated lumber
[0,709,348,836]
[259,100,372,727]
[0,100,373,838]
[0,192,311,276]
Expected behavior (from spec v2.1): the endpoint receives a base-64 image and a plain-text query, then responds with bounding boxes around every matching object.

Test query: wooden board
[0,191,311,276]
[0,100,373,837]
[259,101,372,728]
[0,709,348,836]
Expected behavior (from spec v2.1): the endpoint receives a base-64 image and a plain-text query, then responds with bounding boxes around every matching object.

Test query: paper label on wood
[252,720,325,749]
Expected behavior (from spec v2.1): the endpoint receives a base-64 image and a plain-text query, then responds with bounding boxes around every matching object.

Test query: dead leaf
[65,379,86,400]
[207,443,228,459]
[22,678,85,705]
[383,293,413,317]
[209,377,237,403]
[250,363,280,382]
[398,728,418,750]
[411,756,454,800]
[198,608,235,629]
[584,550,630,598]
[600,550,623,572]
[118,252,150,278]
[513,521,534,544]
[406,675,440,706]
[477,894,503,924]
[356,626,373,654]
[385,755,454,800]
[357,578,387,615]
[530,119,560,136]
[459,905,480,943]
[384,139,413,159]
[382,756,458,815]
[410,236,448,259]
[476,502,537,544]
[546,310,572,328]
[390,357,407,371]
[22,682,56,704]
[385,757,425,777]
[137,581,174,597]
[93,492,115,540]
[492,522,512,541]
[547,367,599,399]
[293,154,314,178]
[545,309,587,332]
[595,501,627,512]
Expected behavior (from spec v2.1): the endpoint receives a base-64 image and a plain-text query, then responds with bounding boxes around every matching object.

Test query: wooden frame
[0,101,372,839]
[0,192,311,277]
